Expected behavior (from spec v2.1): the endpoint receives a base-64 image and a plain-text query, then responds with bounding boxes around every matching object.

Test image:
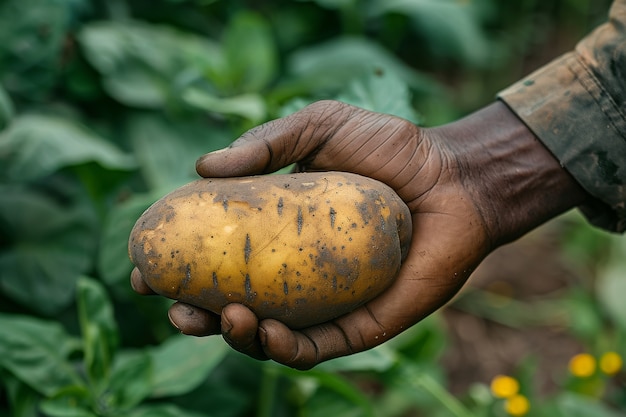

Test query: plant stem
[257,364,279,417]
[404,365,476,417]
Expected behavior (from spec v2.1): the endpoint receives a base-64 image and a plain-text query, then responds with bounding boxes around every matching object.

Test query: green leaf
[128,115,231,191]
[3,373,42,417]
[336,68,420,124]
[182,89,267,123]
[98,191,164,287]
[299,388,371,417]
[277,36,438,99]
[596,237,626,331]
[106,350,153,411]
[0,314,82,397]
[39,399,97,417]
[284,368,375,417]
[0,0,75,100]
[556,392,623,417]
[316,344,397,373]
[128,404,209,417]
[0,84,14,130]
[79,21,224,108]
[0,182,98,315]
[149,335,228,398]
[222,11,278,93]
[0,114,136,182]
[367,0,489,66]
[77,277,119,387]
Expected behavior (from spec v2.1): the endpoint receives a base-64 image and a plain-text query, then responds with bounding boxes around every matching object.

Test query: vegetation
[0,0,622,416]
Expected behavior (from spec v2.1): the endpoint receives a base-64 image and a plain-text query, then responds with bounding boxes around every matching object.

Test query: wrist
[428,101,589,247]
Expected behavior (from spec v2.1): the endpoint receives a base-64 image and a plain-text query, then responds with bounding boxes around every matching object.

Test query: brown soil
[440,217,585,396]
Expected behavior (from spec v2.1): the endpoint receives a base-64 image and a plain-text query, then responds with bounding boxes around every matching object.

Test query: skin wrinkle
[363,125,415,177]
[308,101,352,143]
[329,321,356,356]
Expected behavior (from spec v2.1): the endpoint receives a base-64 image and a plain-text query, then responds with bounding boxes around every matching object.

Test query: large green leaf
[38,400,97,417]
[276,36,438,100]
[316,344,397,373]
[106,350,153,411]
[2,374,41,417]
[182,89,267,123]
[149,335,228,398]
[0,183,99,315]
[0,114,136,182]
[336,68,420,124]
[0,0,79,100]
[367,0,489,66]
[98,192,163,287]
[222,11,278,94]
[128,115,231,191]
[0,314,82,397]
[77,277,119,388]
[128,404,209,417]
[0,84,14,130]
[79,20,224,108]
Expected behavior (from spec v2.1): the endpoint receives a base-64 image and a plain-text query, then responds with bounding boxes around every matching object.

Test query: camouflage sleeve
[498,0,626,233]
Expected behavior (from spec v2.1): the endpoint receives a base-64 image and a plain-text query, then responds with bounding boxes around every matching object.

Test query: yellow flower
[568,353,596,378]
[504,394,530,416]
[490,375,520,398]
[599,351,623,375]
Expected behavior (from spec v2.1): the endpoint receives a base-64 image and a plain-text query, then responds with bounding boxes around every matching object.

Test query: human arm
[499,0,626,232]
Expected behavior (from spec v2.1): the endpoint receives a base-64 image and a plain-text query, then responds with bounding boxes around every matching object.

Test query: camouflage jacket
[498,0,626,233]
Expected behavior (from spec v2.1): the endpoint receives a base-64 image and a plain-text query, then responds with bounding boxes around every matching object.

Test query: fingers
[167,303,269,361]
[221,304,268,361]
[168,302,221,337]
[196,100,351,178]
[258,319,354,370]
[130,267,156,295]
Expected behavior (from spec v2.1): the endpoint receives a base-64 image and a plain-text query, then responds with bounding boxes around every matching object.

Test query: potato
[129,171,412,329]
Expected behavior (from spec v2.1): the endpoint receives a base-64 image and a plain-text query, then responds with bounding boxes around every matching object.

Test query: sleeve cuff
[498,52,626,233]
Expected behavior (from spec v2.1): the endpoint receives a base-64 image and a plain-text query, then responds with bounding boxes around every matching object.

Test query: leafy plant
[0,0,621,416]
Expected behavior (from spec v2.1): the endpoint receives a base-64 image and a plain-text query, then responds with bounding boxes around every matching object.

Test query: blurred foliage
[0,0,622,416]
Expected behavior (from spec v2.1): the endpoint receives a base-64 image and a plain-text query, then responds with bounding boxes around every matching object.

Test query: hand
[131,100,587,369]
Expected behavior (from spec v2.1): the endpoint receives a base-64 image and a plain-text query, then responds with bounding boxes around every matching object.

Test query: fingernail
[221,314,233,334]
[167,310,181,331]
[258,327,267,346]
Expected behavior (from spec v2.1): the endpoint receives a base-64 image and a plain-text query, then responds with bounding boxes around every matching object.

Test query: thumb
[195,100,350,178]
[195,138,274,178]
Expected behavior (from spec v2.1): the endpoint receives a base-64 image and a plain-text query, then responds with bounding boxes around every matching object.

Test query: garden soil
[441,217,585,396]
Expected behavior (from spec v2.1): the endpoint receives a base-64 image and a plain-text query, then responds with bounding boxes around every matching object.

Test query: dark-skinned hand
[131,100,588,370]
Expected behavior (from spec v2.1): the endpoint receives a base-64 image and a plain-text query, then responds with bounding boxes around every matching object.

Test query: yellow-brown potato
[129,171,412,329]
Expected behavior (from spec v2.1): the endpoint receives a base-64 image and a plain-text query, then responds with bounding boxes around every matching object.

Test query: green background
[0,0,623,416]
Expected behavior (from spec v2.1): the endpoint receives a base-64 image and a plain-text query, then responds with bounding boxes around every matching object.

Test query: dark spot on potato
[277,197,284,215]
[245,274,252,300]
[283,281,288,295]
[244,234,251,264]
[177,263,193,296]
[329,207,336,228]
[297,206,303,235]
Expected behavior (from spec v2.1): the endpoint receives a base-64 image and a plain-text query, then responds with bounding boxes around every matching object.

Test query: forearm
[428,101,590,247]
[498,0,626,232]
